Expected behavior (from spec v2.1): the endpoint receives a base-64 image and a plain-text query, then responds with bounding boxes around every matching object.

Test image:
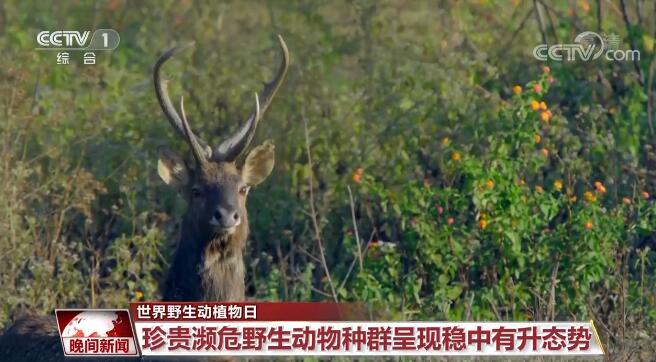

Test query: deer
[155,35,289,302]
[0,35,289,361]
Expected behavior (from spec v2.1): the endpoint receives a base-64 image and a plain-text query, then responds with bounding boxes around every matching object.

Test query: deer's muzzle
[209,206,241,233]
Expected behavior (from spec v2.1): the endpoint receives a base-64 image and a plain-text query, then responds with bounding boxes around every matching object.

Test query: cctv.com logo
[36,29,120,50]
[533,31,640,62]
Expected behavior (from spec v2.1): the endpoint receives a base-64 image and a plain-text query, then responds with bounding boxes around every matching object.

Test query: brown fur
[200,217,248,301]
[162,156,273,302]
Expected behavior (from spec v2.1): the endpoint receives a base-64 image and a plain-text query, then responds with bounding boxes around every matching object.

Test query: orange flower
[486,179,495,189]
[535,185,544,193]
[352,167,364,183]
[451,151,461,161]
[585,220,593,230]
[584,191,597,202]
[539,101,547,110]
[534,134,542,143]
[135,290,144,300]
[543,66,551,73]
[447,217,455,225]
[570,195,577,203]
[622,197,632,205]
[479,219,489,229]
[531,100,540,110]
[642,191,650,199]
[106,0,123,11]
[594,181,606,194]
[553,180,563,191]
[541,110,552,122]
[513,85,522,95]
[579,0,591,12]
[541,148,549,157]
[534,83,543,93]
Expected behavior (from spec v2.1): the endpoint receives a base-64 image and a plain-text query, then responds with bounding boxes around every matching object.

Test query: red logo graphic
[55,309,139,357]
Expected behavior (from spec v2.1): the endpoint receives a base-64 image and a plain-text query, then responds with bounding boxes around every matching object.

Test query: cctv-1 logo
[37,31,90,48]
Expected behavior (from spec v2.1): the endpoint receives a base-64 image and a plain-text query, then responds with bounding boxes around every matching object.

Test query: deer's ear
[242,140,275,186]
[158,148,189,187]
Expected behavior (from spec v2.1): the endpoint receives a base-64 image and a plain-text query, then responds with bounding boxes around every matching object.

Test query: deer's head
[154,36,289,239]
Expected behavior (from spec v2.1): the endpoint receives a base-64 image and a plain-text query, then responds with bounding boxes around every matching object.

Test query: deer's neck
[164,216,248,302]
[200,231,246,301]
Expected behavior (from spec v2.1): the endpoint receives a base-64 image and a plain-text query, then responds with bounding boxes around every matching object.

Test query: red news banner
[129,302,605,357]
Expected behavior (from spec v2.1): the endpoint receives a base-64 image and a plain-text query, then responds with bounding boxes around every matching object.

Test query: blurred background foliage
[1,0,656,357]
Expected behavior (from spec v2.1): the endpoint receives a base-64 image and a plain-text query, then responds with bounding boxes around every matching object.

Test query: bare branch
[347,185,363,273]
[596,0,602,32]
[619,0,645,85]
[339,230,376,291]
[547,257,560,321]
[646,56,656,136]
[533,0,548,46]
[496,8,534,60]
[538,0,584,32]
[302,115,338,302]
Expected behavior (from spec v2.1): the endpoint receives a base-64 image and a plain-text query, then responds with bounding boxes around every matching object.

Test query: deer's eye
[191,187,203,198]
[239,186,250,196]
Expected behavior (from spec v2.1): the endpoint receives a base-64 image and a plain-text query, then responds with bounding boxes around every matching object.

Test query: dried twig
[496,8,534,60]
[647,56,656,136]
[296,245,322,264]
[302,115,338,302]
[538,0,584,32]
[547,257,560,321]
[347,185,363,272]
[339,230,375,291]
[596,0,602,32]
[488,298,503,320]
[587,300,619,344]
[542,1,559,44]
[310,286,333,299]
[619,0,645,85]
[621,247,630,342]
[533,0,548,45]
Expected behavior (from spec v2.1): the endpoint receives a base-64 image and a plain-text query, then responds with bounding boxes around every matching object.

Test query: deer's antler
[154,35,289,163]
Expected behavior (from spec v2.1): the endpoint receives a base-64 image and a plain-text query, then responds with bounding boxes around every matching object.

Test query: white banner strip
[134,321,605,356]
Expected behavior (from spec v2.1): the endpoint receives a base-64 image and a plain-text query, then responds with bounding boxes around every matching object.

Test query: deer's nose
[214,207,240,228]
